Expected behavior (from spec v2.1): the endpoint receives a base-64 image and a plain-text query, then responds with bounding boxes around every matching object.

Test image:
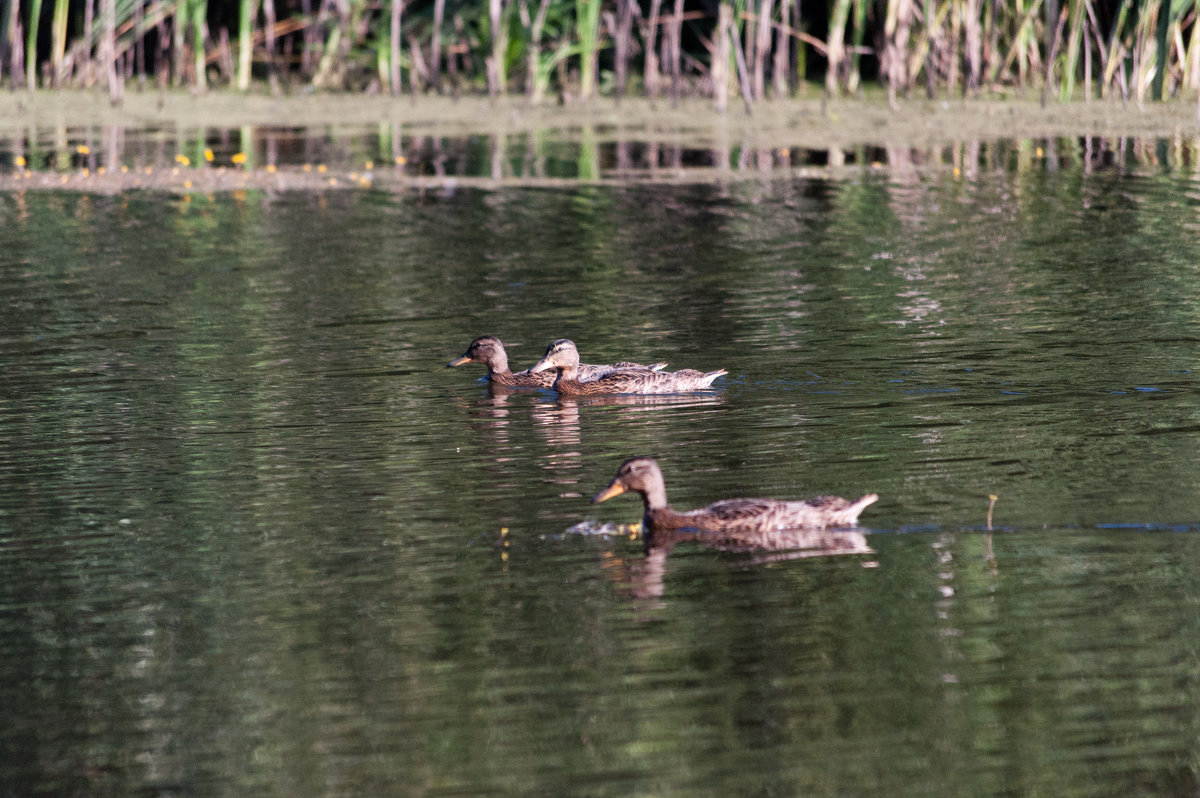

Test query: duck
[591,457,877,546]
[447,336,666,389]
[529,339,727,395]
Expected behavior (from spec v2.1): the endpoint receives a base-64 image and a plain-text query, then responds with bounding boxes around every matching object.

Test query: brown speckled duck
[530,339,726,395]
[447,336,665,389]
[591,457,878,543]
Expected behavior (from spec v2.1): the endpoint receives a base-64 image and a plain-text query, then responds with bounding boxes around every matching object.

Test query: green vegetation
[1,0,1199,106]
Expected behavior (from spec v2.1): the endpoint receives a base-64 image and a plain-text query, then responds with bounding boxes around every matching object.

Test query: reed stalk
[171,0,185,85]
[104,0,122,102]
[408,33,428,90]
[237,0,256,90]
[449,12,464,90]
[910,0,940,96]
[517,0,542,100]
[1184,0,1200,90]
[643,0,661,94]
[1060,0,1086,100]
[713,0,731,110]
[826,0,851,94]
[390,0,402,94]
[997,0,1042,91]
[50,0,68,87]
[773,0,791,96]
[963,0,982,92]
[613,0,634,97]
[1081,0,1105,91]
[1101,0,1130,98]
[847,0,867,91]
[883,0,913,107]
[792,0,805,92]
[744,0,757,95]
[3,0,19,88]
[259,0,275,89]
[983,0,1000,84]
[752,0,773,99]
[1082,17,1091,98]
[1152,0,1171,99]
[191,0,207,90]
[730,1,753,109]
[134,0,146,87]
[946,0,961,93]
[26,0,42,90]
[312,22,341,88]
[728,0,754,106]
[431,0,445,92]
[1013,0,1028,88]
[668,0,683,103]
[576,0,600,98]
[312,0,350,89]
[300,0,317,78]
[375,29,387,89]
[487,0,507,96]
[1132,0,1161,102]
[1044,0,1058,66]
[1041,5,1066,103]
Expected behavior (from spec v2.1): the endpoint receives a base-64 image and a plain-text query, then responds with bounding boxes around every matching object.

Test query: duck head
[447,336,509,371]
[529,339,581,374]
[592,456,669,509]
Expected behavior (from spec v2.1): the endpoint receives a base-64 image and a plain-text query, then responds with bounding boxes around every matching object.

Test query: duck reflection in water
[589,456,877,599]
[530,397,584,495]
[619,527,875,601]
[530,393,726,497]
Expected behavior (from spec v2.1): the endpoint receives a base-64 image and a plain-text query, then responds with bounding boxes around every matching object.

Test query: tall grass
[12,0,1200,110]
[26,0,43,91]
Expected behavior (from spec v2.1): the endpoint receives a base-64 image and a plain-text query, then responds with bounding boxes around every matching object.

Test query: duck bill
[446,355,473,368]
[591,482,627,504]
[528,357,553,374]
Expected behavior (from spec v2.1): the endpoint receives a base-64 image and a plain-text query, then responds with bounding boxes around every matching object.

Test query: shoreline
[4,89,1199,144]
[2,90,1199,192]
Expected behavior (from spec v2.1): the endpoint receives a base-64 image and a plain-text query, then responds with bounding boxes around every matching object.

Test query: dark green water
[4,166,1200,796]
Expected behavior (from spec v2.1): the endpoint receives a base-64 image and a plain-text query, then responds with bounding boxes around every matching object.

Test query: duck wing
[599,368,727,394]
[683,498,784,529]
[506,368,557,388]
[575,361,665,382]
[664,368,728,388]
[683,494,877,531]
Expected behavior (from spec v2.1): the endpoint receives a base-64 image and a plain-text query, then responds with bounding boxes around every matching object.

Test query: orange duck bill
[591,481,627,504]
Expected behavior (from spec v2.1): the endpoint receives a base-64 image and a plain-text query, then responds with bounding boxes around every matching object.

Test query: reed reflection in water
[3,119,1197,189]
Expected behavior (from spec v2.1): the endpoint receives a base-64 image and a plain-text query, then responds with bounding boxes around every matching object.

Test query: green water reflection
[3,166,1200,795]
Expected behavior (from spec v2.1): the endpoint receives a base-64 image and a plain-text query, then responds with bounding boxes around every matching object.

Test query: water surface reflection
[6,159,1200,797]
[4,119,1200,191]
[614,526,875,601]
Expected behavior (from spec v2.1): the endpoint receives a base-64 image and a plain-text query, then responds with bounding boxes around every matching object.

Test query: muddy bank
[2,89,1199,192]
[5,89,1200,145]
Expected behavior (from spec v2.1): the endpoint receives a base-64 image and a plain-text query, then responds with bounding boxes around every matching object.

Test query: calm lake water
[5,144,1200,796]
